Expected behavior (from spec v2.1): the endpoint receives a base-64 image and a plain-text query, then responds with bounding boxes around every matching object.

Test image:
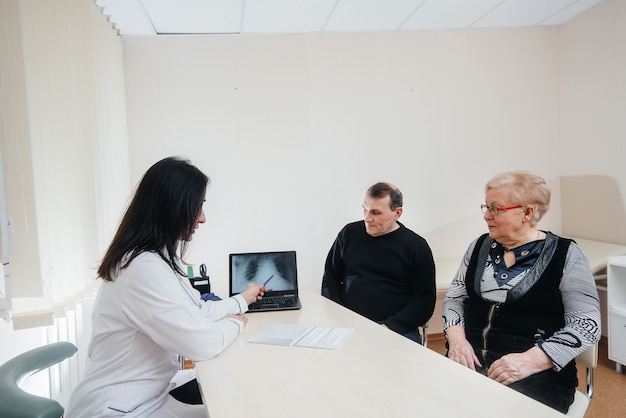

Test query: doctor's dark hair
[97,156,209,282]
[366,182,403,210]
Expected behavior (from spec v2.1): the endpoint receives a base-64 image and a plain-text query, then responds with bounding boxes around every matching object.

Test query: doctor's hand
[239,283,267,305]
[445,325,482,371]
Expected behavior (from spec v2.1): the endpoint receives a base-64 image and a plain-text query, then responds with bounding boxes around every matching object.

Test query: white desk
[195,290,564,418]
[570,237,626,275]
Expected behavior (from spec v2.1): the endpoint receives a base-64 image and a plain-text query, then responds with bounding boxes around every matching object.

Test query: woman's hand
[445,325,482,370]
[239,283,267,305]
[487,346,553,385]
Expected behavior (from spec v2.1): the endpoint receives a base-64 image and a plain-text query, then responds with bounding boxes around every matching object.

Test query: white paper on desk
[248,324,353,350]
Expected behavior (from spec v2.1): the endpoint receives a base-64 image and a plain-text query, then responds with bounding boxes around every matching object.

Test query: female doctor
[65,157,266,418]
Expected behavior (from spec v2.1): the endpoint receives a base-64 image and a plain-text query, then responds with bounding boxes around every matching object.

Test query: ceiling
[96,0,605,37]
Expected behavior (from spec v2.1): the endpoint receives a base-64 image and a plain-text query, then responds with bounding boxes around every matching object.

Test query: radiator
[45,293,95,407]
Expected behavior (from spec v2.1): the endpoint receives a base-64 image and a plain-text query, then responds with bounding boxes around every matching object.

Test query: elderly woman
[442,171,601,413]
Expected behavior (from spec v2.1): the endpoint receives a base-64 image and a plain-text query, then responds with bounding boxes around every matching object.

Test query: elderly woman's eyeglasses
[480,204,523,216]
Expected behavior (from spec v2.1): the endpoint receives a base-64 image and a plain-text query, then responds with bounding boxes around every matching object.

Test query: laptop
[229,250,302,312]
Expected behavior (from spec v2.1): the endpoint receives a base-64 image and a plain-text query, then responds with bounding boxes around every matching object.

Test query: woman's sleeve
[200,293,248,320]
[538,243,602,371]
[122,256,247,361]
[442,240,478,330]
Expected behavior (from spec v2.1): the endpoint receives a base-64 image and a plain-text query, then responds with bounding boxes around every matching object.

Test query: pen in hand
[263,275,274,287]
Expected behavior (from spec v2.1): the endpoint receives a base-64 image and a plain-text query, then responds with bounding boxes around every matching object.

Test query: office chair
[565,342,598,417]
[0,341,78,418]
[419,321,429,347]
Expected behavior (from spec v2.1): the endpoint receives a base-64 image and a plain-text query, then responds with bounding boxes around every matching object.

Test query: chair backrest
[577,342,598,401]
[419,321,429,347]
[577,342,599,370]
[0,341,78,418]
[565,343,598,417]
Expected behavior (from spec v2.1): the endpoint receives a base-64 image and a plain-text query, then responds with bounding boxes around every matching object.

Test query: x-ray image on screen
[229,251,297,294]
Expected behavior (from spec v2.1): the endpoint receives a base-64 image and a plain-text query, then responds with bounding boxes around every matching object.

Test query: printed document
[248,324,353,350]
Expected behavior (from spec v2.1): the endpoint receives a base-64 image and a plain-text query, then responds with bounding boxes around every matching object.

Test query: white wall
[558,0,626,244]
[122,27,564,295]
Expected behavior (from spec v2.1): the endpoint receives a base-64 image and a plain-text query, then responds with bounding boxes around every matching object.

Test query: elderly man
[321,182,436,343]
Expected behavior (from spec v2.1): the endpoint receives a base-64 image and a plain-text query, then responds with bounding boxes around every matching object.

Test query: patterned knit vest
[464,232,575,378]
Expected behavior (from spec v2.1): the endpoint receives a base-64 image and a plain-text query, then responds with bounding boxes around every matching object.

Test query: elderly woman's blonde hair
[485,171,551,226]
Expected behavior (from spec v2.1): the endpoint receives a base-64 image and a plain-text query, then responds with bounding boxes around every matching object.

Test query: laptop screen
[229,251,298,295]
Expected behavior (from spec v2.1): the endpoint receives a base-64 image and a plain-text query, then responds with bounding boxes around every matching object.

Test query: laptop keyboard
[251,295,296,307]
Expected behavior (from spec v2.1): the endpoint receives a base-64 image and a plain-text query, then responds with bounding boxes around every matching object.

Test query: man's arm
[321,231,345,303]
[385,245,436,333]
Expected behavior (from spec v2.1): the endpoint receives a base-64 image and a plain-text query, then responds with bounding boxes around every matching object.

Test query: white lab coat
[65,251,248,417]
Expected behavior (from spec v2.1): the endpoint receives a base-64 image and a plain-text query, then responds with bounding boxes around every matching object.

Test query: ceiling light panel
[401,0,502,30]
[472,0,576,28]
[325,0,424,32]
[243,0,337,34]
[142,0,242,34]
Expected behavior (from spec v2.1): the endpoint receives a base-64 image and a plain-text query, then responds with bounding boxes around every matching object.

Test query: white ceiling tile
[325,0,424,32]
[96,0,608,36]
[142,0,242,34]
[243,0,337,34]
[539,0,605,26]
[472,0,577,28]
[401,0,502,30]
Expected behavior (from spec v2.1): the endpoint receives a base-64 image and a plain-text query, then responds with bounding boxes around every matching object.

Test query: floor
[427,335,626,418]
